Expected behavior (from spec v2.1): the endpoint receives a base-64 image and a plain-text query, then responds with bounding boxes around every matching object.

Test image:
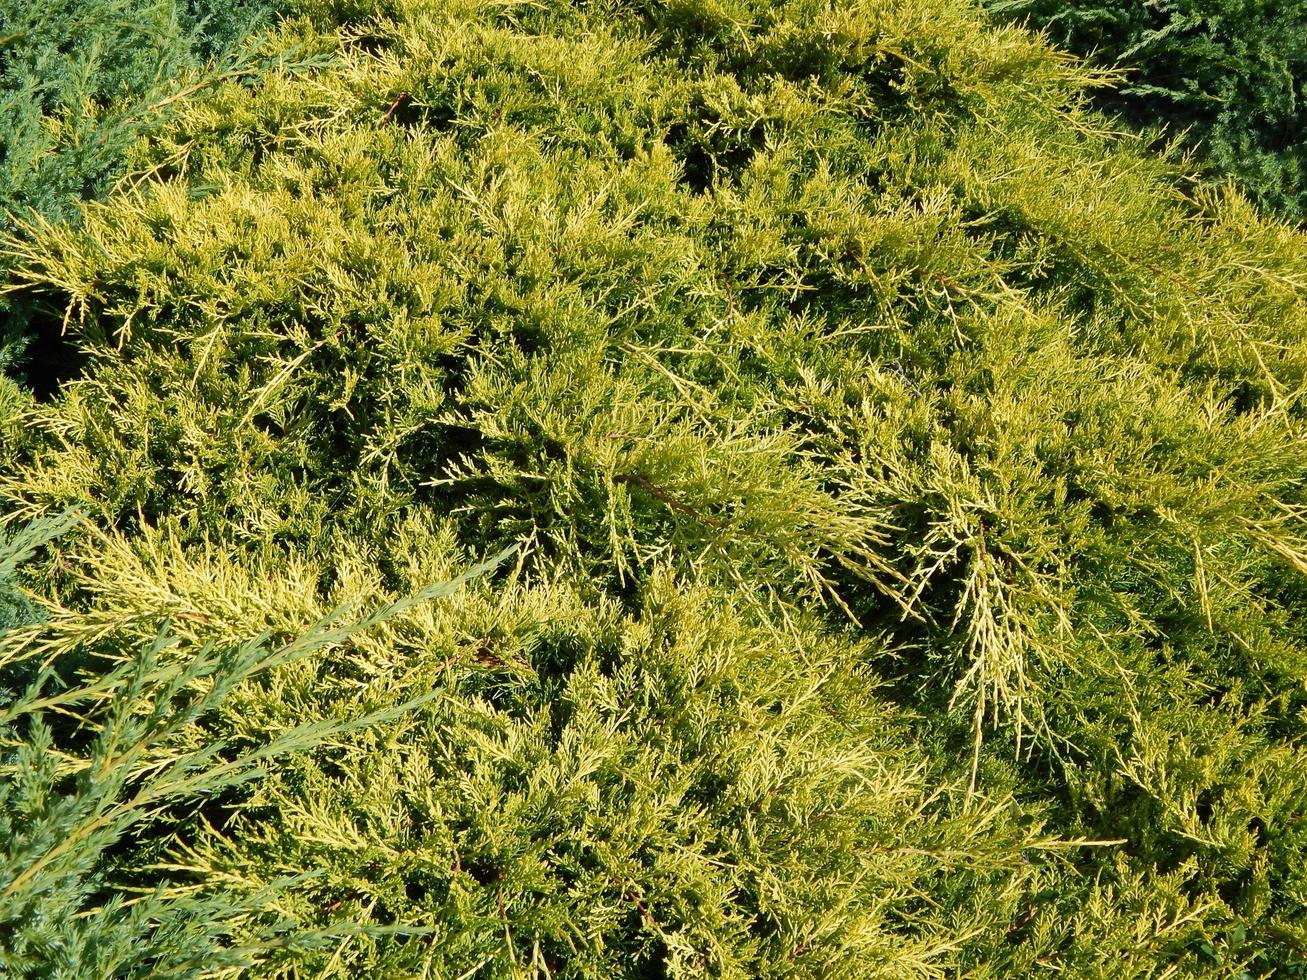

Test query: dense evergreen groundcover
[2,0,1307,976]
[986,0,1307,222]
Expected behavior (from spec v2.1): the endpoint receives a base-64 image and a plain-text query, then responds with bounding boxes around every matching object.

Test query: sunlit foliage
[2,0,1306,975]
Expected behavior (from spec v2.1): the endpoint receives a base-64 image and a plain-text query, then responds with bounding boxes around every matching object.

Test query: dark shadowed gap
[7,300,86,400]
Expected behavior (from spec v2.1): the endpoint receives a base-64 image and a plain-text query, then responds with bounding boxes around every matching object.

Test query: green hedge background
[988,0,1307,221]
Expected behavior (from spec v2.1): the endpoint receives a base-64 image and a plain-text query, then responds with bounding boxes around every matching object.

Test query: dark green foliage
[1,0,1307,975]
[0,0,271,223]
[0,0,279,383]
[988,0,1307,220]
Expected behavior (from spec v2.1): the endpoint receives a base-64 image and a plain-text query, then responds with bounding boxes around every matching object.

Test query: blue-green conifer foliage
[988,0,1307,220]
[0,0,276,382]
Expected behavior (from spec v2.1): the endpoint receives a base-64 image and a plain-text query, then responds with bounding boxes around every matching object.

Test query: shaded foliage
[988,0,1307,220]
